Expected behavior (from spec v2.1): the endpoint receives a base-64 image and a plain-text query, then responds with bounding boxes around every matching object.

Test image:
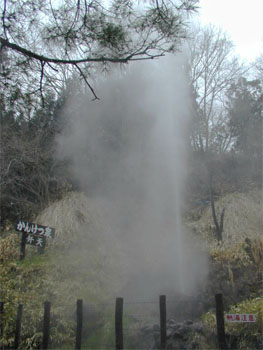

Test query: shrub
[202,297,263,349]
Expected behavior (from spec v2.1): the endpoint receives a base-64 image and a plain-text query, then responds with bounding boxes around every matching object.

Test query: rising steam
[56,53,207,299]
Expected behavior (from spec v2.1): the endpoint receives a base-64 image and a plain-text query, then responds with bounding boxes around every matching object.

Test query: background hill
[187,189,262,246]
[1,188,262,348]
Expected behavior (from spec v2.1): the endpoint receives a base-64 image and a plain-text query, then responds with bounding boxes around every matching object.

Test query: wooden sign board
[16,221,55,239]
[225,314,256,322]
[23,233,46,248]
[16,220,55,260]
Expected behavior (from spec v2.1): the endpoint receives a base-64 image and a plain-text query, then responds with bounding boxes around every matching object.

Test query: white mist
[57,53,207,299]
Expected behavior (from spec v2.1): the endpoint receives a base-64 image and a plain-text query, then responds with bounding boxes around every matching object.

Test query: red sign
[225,314,256,322]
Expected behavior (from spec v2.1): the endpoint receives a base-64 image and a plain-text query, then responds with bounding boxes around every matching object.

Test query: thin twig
[47,62,59,72]
[2,0,8,39]
[39,61,45,107]
[68,0,81,33]
[49,0,63,35]
[74,63,100,100]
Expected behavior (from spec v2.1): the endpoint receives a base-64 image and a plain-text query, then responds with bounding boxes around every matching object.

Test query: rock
[153,324,160,331]
[185,320,193,325]
[138,318,211,349]
[149,319,206,349]
[192,321,204,333]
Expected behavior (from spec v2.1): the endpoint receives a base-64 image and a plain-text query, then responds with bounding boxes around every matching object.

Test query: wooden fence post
[75,299,83,350]
[42,301,51,350]
[0,302,4,350]
[14,304,23,349]
[215,294,227,350]
[159,295,167,350]
[115,297,123,350]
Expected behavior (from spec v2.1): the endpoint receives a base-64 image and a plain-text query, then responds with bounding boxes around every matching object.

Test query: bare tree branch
[0,37,167,64]
[0,0,197,104]
[188,25,245,153]
[40,61,45,106]
[74,63,100,100]
[209,174,225,243]
[1,0,8,39]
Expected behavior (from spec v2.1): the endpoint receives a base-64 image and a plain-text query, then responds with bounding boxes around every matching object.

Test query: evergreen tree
[0,0,198,104]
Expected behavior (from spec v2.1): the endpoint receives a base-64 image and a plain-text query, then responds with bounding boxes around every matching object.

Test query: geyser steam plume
[57,53,207,299]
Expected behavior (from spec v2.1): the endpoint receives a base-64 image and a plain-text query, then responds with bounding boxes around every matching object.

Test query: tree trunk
[209,175,225,243]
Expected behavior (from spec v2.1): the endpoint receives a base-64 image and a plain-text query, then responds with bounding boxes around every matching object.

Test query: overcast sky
[197,0,263,62]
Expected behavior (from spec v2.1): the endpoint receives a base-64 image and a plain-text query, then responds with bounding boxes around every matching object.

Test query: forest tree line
[1,0,262,228]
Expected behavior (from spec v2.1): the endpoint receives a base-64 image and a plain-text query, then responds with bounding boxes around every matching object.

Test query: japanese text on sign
[225,314,256,322]
[25,233,46,247]
[16,221,55,239]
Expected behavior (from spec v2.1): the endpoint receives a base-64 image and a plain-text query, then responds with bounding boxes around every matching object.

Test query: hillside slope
[187,189,262,246]
[0,192,126,348]
[0,189,262,349]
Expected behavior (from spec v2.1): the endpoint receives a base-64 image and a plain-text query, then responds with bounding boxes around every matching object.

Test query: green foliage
[82,311,140,349]
[98,23,126,49]
[202,297,263,349]
[1,0,197,102]
[0,207,126,349]
[188,330,217,350]
[82,314,116,349]
[210,237,263,269]
[207,237,262,306]
[227,298,263,336]
[227,77,262,161]
[0,234,75,349]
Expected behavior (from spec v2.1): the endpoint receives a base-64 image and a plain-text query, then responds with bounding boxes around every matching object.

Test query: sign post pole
[20,233,26,260]
[75,299,83,350]
[215,294,227,350]
[115,297,123,350]
[159,295,167,350]
[14,304,23,349]
[42,301,51,350]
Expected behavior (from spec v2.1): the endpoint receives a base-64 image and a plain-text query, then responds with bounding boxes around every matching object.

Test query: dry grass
[187,189,262,248]
[210,237,263,268]
[35,191,127,301]
[36,191,103,247]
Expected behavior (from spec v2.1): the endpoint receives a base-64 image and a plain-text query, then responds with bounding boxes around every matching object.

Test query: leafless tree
[252,53,263,80]
[0,97,67,225]
[187,25,244,154]
[186,25,247,242]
